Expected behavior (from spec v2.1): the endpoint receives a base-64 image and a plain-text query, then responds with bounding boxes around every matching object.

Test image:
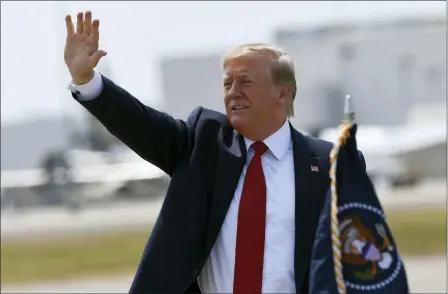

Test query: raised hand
[64,11,107,85]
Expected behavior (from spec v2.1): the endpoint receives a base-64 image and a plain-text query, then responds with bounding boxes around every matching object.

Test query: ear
[277,85,292,106]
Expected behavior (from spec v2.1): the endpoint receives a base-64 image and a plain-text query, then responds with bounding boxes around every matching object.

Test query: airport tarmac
[1,199,161,241]
[2,180,445,242]
[2,255,446,293]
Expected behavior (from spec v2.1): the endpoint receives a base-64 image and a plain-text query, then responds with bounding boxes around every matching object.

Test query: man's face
[223,55,283,135]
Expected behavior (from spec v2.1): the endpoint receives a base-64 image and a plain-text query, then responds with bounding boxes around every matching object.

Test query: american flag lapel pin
[311,165,319,172]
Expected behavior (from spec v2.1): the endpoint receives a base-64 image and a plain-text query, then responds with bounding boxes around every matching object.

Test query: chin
[228,113,249,131]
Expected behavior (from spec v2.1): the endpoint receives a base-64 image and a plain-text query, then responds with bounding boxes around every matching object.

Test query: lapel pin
[311,165,319,172]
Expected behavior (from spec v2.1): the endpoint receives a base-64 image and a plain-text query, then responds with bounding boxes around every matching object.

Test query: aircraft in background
[1,148,169,210]
[319,102,446,186]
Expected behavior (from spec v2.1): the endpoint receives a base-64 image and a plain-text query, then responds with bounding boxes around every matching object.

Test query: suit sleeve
[72,75,202,176]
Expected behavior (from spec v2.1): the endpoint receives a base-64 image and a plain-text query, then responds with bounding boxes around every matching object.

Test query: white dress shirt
[67,69,104,100]
[198,120,296,294]
[68,70,297,293]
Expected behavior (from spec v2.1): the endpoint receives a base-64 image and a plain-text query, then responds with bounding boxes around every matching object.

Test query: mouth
[231,105,249,111]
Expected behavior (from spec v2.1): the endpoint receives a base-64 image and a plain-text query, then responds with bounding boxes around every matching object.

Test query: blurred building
[160,16,446,133]
[275,16,446,131]
[3,16,445,171]
[1,61,121,171]
[1,118,80,170]
[159,54,225,119]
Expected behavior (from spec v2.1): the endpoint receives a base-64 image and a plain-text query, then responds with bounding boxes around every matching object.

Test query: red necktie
[233,141,268,294]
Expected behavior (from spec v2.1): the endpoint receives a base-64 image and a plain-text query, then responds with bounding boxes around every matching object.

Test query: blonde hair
[222,43,297,116]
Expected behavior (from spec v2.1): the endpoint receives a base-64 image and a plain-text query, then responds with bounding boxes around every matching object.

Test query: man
[64,11,365,294]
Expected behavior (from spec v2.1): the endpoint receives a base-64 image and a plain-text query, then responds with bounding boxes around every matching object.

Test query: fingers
[65,15,75,37]
[72,11,97,38]
[90,19,100,43]
[83,11,92,37]
[76,12,83,35]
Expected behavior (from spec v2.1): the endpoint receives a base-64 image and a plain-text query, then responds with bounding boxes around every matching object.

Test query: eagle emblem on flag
[338,204,405,291]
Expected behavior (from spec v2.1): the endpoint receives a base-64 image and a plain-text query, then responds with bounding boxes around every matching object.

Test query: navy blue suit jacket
[74,75,365,293]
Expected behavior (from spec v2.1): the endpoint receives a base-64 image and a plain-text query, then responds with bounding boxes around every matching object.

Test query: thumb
[90,49,107,67]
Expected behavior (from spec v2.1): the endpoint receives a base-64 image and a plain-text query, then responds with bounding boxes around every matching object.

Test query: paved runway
[1,199,163,241]
[2,180,445,242]
[3,256,446,293]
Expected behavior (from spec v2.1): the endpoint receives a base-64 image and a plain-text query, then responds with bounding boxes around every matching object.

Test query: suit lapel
[205,128,246,252]
[204,123,329,289]
[291,125,330,289]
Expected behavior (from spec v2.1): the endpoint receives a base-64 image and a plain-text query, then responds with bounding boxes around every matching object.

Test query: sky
[1,1,446,125]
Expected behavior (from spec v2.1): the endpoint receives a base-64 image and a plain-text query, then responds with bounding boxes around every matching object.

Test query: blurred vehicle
[319,124,446,186]
[1,148,169,211]
[1,85,172,211]
[319,102,446,187]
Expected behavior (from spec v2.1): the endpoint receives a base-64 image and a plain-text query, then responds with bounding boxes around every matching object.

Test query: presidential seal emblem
[338,202,404,291]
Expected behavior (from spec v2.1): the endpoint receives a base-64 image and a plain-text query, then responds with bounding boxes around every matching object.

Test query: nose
[227,82,242,98]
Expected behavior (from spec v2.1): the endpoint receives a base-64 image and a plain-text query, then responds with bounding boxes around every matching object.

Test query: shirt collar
[243,119,292,161]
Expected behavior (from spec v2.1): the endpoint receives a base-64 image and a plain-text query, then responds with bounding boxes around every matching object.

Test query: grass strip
[2,208,446,285]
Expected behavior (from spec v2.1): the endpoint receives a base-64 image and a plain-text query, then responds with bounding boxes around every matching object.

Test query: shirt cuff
[67,69,104,101]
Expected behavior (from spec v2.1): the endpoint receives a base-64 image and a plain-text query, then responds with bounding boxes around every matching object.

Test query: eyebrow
[223,71,252,79]
[224,68,250,74]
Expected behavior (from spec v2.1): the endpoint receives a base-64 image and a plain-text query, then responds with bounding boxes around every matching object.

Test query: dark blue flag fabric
[309,122,409,294]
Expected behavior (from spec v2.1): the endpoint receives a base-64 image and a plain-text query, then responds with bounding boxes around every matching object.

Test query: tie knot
[251,141,268,156]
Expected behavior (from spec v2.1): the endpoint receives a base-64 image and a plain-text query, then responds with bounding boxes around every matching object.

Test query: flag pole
[329,94,355,294]
[343,95,355,124]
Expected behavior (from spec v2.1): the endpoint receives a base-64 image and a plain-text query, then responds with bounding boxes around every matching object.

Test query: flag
[309,122,409,294]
